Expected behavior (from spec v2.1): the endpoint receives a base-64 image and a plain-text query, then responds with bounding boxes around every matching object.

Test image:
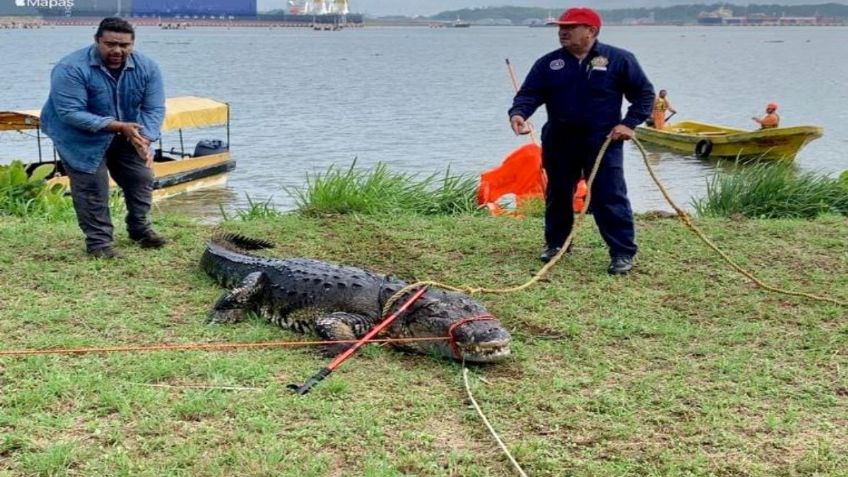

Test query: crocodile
[200,234,511,363]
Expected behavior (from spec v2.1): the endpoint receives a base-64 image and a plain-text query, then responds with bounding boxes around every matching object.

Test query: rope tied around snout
[447,314,499,360]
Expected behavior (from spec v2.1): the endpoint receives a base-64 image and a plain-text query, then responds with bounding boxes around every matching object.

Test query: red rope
[448,314,499,359]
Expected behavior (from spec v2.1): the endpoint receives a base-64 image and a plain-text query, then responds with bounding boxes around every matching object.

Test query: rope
[380,137,610,303]
[631,137,847,307]
[447,315,499,359]
[382,135,846,307]
[463,365,529,477]
[0,336,449,357]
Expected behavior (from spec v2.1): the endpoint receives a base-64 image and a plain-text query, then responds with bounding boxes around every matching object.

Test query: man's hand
[106,121,144,140]
[510,115,531,135]
[608,124,635,141]
[130,135,154,169]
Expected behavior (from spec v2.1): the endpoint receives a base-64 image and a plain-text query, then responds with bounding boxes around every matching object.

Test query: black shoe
[130,230,167,249]
[540,243,574,263]
[608,255,634,275]
[88,246,118,259]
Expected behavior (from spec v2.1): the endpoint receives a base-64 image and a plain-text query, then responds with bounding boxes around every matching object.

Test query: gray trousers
[64,136,154,252]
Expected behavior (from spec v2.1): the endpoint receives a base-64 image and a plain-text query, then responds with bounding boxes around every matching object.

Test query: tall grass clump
[0,161,74,219]
[693,161,848,218]
[220,194,285,221]
[287,161,480,216]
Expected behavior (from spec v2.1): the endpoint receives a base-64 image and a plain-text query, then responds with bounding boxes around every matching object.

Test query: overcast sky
[257,1,835,15]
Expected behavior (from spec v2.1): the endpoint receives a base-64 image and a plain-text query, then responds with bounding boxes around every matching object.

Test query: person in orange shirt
[651,89,676,129]
[752,102,780,129]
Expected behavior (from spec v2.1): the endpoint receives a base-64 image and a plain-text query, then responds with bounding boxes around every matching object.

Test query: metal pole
[226,102,230,147]
[288,285,430,395]
[179,129,184,156]
[36,127,43,163]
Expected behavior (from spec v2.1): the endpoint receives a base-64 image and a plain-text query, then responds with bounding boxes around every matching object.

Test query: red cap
[553,7,603,28]
[767,102,778,110]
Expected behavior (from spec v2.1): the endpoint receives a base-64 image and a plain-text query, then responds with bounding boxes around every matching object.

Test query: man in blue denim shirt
[509,8,654,275]
[41,17,166,258]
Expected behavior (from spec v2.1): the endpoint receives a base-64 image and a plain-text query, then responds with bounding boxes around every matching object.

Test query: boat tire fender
[695,139,713,159]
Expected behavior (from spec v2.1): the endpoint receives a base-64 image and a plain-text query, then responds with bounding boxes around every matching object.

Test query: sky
[257,0,839,16]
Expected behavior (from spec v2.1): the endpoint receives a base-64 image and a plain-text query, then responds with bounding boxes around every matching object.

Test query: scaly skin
[201,235,511,362]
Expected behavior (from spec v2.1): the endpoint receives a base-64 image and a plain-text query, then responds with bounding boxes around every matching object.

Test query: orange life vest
[760,113,780,129]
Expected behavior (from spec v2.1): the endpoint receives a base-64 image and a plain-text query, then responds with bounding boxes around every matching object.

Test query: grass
[219,194,286,222]
[693,161,848,219]
[0,211,846,476]
[287,161,481,216]
[0,161,74,220]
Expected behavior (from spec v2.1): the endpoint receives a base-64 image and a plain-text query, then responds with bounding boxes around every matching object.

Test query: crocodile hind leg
[207,272,267,324]
[315,312,375,357]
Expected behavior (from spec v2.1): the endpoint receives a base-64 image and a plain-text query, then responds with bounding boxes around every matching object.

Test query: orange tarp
[477,144,546,216]
[477,143,587,216]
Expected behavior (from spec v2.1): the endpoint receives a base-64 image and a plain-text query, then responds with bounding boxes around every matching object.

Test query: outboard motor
[193,139,228,157]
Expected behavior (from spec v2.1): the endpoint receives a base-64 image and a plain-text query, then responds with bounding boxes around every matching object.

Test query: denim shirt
[40,45,165,173]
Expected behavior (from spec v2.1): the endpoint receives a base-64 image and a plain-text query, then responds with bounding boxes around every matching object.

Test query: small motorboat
[0,96,236,201]
[635,120,823,161]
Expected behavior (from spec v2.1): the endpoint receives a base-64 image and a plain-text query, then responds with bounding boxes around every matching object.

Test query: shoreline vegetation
[1,161,847,475]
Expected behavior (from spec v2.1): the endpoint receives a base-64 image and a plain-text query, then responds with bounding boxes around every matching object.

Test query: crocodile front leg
[315,312,376,356]
[207,271,268,324]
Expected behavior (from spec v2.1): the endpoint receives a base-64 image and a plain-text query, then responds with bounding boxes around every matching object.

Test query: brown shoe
[88,247,119,259]
[130,230,167,249]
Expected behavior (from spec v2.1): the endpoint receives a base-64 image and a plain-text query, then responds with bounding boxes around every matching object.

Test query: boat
[635,120,823,161]
[696,6,733,25]
[529,12,558,27]
[452,17,471,28]
[0,96,236,201]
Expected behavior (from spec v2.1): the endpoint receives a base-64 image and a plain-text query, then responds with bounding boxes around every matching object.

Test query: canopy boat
[0,96,236,201]
[635,120,823,161]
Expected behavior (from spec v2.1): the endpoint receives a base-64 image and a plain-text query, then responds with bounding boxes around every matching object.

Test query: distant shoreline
[1,16,846,29]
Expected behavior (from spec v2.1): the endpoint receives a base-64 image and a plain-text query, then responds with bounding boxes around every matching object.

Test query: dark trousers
[64,137,154,252]
[542,137,637,258]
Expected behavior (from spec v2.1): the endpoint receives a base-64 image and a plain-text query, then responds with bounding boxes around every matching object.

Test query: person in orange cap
[752,102,780,129]
[509,7,655,275]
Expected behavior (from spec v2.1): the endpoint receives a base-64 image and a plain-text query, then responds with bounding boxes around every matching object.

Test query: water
[2,25,847,219]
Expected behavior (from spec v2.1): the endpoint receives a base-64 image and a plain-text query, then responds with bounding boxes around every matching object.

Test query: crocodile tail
[211,233,275,251]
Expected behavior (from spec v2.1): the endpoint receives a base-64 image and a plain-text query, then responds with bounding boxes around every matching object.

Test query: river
[2,25,846,219]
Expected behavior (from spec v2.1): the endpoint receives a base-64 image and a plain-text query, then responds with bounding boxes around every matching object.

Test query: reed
[219,194,285,221]
[287,161,480,216]
[693,161,848,218]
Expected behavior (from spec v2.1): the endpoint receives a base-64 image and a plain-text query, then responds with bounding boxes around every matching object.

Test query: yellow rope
[463,365,529,477]
[631,137,847,307]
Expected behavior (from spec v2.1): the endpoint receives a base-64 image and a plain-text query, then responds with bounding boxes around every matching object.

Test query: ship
[528,12,557,27]
[451,16,470,27]
[696,6,733,25]
[264,0,363,26]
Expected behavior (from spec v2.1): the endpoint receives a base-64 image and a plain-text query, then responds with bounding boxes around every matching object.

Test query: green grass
[693,161,848,219]
[0,161,74,220]
[0,211,846,476]
[219,194,286,222]
[287,161,481,216]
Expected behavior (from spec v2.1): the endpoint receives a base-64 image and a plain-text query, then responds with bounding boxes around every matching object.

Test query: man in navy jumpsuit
[509,8,654,275]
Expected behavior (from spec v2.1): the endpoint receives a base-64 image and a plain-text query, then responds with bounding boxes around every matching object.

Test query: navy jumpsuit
[509,41,654,258]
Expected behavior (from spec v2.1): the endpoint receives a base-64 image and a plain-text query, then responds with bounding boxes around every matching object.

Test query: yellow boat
[0,96,235,201]
[635,120,823,161]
